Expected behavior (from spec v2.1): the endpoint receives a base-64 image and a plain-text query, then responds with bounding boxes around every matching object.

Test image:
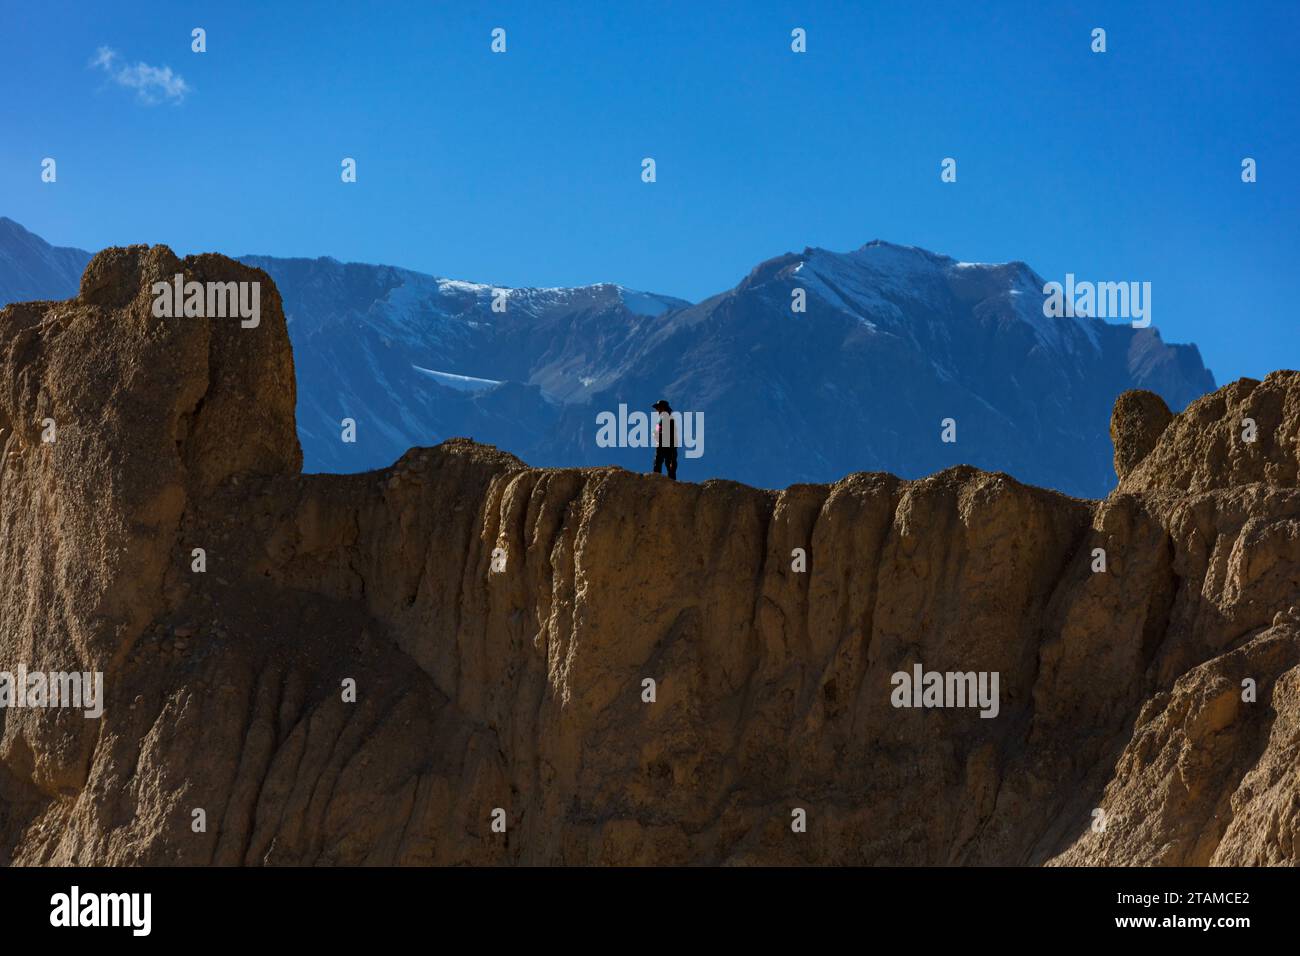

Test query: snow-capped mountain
[529,242,1212,495]
[0,220,1215,496]
[237,254,691,472]
[245,241,1216,495]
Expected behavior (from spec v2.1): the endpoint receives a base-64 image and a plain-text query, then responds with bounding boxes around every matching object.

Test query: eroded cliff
[0,248,1296,865]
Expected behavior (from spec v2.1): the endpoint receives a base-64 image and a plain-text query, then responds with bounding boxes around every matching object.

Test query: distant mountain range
[0,217,95,304]
[0,215,1215,497]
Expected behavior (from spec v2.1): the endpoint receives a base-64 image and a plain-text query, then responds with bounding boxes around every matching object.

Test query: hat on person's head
[652,399,671,412]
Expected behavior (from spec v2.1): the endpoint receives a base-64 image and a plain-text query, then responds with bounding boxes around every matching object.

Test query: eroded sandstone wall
[0,249,1296,865]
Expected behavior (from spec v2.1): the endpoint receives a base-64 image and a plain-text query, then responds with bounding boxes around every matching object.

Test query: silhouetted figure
[651,399,678,480]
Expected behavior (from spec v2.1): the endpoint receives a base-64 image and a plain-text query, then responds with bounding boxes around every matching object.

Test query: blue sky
[2,0,1296,383]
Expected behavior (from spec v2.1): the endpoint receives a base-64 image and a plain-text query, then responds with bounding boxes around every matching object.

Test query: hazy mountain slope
[0,218,92,304]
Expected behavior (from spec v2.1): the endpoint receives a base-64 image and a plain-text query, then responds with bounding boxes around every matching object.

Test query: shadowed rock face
[0,248,1297,866]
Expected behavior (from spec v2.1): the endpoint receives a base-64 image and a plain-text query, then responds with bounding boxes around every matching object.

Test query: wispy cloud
[90,46,191,105]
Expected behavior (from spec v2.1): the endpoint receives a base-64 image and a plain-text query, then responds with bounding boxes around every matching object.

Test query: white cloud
[90,46,191,105]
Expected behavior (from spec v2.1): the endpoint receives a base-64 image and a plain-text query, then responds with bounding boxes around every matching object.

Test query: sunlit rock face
[2,249,1293,867]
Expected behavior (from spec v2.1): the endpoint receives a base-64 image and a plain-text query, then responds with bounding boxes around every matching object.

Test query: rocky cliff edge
[1,247,1297,865]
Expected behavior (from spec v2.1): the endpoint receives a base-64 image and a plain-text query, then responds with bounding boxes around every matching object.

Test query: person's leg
[653,447,665,474]
[667,449,678,480]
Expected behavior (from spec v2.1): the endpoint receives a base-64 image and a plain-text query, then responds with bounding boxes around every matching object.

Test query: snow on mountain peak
[427,277,686,318]
[759,241,1103,356]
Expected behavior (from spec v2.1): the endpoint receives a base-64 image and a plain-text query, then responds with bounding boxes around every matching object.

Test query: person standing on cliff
[651,399,678,480]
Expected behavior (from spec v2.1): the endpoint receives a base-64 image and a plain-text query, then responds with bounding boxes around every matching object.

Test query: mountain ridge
[0,217,1216,496]
[0,217,94,305]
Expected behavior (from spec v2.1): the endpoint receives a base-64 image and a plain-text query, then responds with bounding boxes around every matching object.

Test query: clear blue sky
[2,0,1296,383]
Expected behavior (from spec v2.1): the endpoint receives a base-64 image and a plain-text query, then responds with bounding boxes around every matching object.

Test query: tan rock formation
[0,248,1296,865]
[1110,388,1173,481]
